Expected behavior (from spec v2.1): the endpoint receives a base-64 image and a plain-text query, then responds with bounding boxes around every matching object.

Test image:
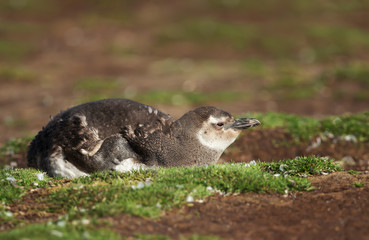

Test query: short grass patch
[260,156,342,177]
[0,221,224,240]
[352,181,364,188]
[249,111,369,142]
[0,65,37,83]
[0,137,33,157]
[0,168,51,205]
[0,223,122,240]
[136,90,246,106]
[40,156,340,220]
[0,156,345,238]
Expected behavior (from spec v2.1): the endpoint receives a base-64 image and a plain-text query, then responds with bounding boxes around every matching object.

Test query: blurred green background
[0,0,368,143]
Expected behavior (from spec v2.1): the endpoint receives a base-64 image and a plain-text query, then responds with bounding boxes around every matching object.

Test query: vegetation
[136,90,246,106]
[0,168,51,204]
[0,222,223,240]
[249,111,369,142]
[352,181,364,188]
[0,156,339,222]
[0,137,33,157]
[259,156,342,177]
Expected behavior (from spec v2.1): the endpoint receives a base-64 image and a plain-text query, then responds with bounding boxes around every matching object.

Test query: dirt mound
[105,172,369,240]
[222,128,369,171]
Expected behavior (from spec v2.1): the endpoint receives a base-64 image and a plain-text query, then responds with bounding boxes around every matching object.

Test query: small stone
[6,176,16,184]
[343,135,357,143]
[5,211,13,217]
[57,220,66,227]
[279,164,287,172]
[36,173,45,181]
[206,186,214,191]
[144,179,152,186]
[342,156,356,166]
[50,230,63,237]
[136,182,145,189]
[186,195,194,203]
[83,231,90,239]
[245,160,257,167]
[81,219,90,225]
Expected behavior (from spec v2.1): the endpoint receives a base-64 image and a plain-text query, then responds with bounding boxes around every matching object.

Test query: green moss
[353,181,364,188]
[260,156,342,177]
[320,113,369,142]
[0,223,122,240]
[43,158,331,220]
[0,168,51,204]
[347,170,360,175]
[0,222,224,240]
[249,112,369,142]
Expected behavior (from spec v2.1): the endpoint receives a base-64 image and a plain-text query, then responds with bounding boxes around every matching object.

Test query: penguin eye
[216,122,224,127]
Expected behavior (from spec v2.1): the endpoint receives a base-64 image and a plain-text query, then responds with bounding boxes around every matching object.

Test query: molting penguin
[27,99,260,178]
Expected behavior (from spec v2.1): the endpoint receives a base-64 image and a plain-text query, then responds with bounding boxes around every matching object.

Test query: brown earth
[3,171,369,240]
[107,172,369,240]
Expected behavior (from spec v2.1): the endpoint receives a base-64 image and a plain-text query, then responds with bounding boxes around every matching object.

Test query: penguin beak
[229,118,261,130]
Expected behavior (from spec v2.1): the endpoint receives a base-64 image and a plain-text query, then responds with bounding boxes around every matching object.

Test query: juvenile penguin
[27,99,260,178]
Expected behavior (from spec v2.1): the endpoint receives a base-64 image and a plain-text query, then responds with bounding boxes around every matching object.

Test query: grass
[347,169,360,175]
[0,222,224,240]
[0,40,34,61]
[0,168,51,205]
[319,113,369,142]
[45,164,309,220]
[0,148,348,239]
[249,111,369,142]
[333,62,369,86]
[157,18,258,50]
[306,25,369,60]
[0,137,33,157]
[0,65,37,83]
[74,76,124,103]
[0,156,340,228]
[10,156,338,222]
[136,90,247,106]
[352,181,364,188]
[0,223,123,240]
[74,76,120,92]
[260,156,342,177]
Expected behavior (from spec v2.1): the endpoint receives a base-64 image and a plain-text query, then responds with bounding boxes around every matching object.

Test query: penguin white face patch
[196,116,240,152]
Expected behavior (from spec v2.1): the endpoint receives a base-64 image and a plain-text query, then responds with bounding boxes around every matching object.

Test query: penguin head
[179,106,260,152]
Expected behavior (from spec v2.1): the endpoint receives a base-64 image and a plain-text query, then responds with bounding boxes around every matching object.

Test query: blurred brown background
[0,0,368,144]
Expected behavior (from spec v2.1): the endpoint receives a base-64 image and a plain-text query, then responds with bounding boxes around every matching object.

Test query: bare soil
[107,172,369,240]
[3,171,369,240]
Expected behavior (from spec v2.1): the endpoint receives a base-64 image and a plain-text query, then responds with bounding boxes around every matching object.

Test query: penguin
[27,99,260,178]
